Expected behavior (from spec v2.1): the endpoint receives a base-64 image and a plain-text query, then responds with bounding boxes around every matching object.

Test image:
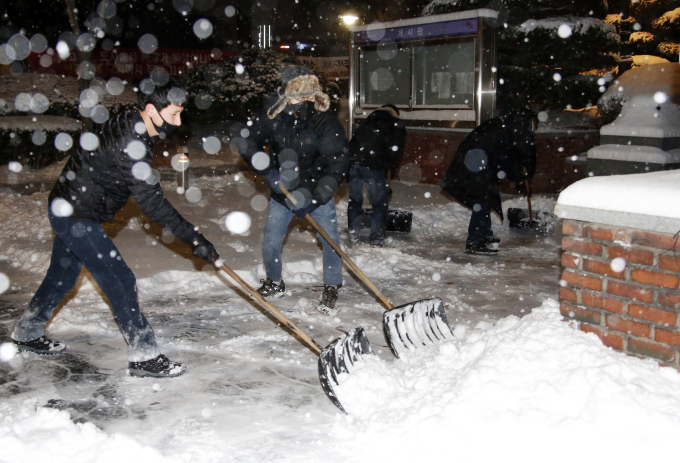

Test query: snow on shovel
[278,183,454,360]
[216,261,374,413]
[508,168,556,234]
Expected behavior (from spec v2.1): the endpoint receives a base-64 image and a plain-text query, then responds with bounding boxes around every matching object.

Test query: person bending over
[441,108,537,255]
[11,76,219,377]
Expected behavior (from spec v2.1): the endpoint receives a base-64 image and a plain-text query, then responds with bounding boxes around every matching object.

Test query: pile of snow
[519,16,618,40]
[587,144,680,163]
[599,63,680,138]
[0,401,176,463]
[332,300,680,463]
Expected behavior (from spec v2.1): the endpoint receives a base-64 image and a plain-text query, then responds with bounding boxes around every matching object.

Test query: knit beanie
[267,66,330,119]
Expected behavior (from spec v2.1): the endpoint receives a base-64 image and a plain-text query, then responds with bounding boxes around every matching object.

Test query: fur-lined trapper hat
[377,104,400,118]
[267,66,330,119]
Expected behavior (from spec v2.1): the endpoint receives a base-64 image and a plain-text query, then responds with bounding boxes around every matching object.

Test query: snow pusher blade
[507,208,556,234]
[509,173,555,234]
[217,263,375,413]
[382,297,454,358]
[318,327,376,413]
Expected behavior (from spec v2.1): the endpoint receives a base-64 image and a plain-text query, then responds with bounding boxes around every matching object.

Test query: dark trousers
[466,203,492,247]
[347,165,388,244]
[12,214,160,362]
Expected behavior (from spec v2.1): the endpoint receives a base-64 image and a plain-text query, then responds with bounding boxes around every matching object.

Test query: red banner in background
[25,48,235,79]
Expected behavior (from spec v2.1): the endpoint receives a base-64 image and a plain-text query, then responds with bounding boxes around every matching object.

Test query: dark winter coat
[349,109,406,172]
[242,101,350,209]
[49,110,199,244]
[440,109,536,220]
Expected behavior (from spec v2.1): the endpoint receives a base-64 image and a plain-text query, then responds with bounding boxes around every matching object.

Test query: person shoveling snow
[238,66,350,315]
[10,76,220,378]
[441,107,538,255]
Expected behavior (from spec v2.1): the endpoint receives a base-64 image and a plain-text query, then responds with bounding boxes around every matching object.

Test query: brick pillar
[559,220,680,368]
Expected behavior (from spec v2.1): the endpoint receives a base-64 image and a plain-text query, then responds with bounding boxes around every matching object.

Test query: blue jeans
[12,214,160,362]
[466,203,492,247]
[347,165,388,244]
[262,199,343,286]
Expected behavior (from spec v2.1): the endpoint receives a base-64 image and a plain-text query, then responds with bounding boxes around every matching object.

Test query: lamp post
[340,13,359,26]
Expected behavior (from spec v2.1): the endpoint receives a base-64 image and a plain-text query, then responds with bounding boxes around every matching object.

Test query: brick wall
[559,219,680,368]
[394,130,598,194]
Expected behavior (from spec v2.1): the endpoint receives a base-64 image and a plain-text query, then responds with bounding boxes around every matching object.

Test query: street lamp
[340,13,359,26]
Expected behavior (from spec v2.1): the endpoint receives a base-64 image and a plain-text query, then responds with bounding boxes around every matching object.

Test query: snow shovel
[278,183,454,359]
[507,171,556,234]
[217,262,375,413]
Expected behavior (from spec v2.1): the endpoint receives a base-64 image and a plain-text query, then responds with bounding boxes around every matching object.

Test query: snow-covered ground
[1,161,680,463]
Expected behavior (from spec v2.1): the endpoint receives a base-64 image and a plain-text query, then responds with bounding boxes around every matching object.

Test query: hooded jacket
[49,110,199,244]
[241,101,350,209]
[440,109,537,220]
[349,108,406,172]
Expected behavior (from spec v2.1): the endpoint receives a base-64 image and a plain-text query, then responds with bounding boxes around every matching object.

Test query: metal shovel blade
[507,208,556,234]
[318,327,375,413]
[383,297,454,359]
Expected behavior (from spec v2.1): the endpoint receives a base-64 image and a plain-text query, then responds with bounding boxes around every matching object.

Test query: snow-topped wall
[555,171,680,368]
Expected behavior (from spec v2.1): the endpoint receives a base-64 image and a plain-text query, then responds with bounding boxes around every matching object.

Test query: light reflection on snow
[193,19,213,39]
[54,133,73,152]
[185,186,202,203]
[0,341,17,361]
[56,40,70,60]
[203,136,221,154]
[126,140,147,160]
[610,257,626,273]
[225,211,251,234]
[51,198,74,217]
[557,24,572,38]
[251,194,268,212]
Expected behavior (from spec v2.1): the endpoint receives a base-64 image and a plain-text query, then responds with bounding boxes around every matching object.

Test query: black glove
[294,202,319,218]
[264,169,281,188]
[190,234,219,263]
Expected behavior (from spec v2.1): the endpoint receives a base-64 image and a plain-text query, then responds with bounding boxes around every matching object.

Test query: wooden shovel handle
[218,263,322,355]
[278,183,394,310]
[522,167,533,223]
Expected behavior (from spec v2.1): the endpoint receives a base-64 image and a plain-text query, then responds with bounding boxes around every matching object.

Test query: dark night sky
[0,0,428,54]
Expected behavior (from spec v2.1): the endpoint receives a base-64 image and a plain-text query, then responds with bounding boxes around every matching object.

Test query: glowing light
[340,14,358,25]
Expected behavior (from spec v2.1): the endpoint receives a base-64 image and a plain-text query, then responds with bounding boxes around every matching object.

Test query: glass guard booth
[349,9,498,134]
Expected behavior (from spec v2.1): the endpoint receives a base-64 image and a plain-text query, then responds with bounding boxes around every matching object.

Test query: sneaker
[13,335,66,355]
[128,354,186,378]
[257,278,286,297]
[465,242,499,255]
[317,284,340,315]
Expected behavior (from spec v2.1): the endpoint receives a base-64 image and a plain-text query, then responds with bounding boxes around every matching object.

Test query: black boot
[465,242,499,255]
[257,278,286,297]
[128,354,186,378]
[13,335,66,355]
[317,284,340,315]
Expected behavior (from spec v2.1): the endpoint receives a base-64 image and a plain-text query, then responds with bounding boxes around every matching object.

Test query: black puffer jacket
[241,101,349,209]
[49,110,199,243]
[440,109,536,220]
[349,109,406,172]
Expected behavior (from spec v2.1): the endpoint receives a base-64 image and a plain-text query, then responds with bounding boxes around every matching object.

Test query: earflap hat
[267,66,330,119]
